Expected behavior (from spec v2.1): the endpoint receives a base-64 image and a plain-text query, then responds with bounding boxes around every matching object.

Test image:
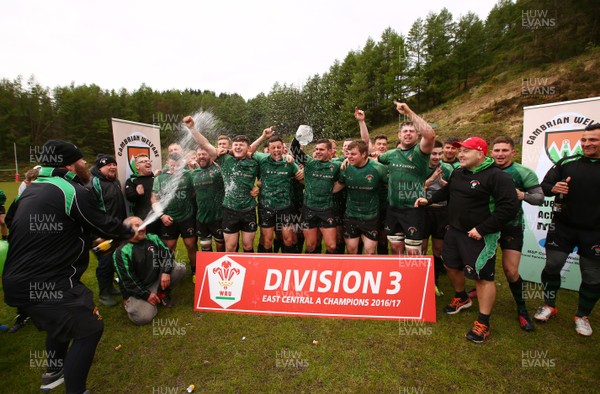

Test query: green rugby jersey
[191,163,225,223]
[152,170,194,221]
[303,156,341,210]
[339,159,388,220]
[502,162,540,227]
[378,144,430,209]
[216,154,259,211]
[253,152,299,210]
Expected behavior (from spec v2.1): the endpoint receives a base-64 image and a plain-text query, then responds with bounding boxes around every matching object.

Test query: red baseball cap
[452,137,488,155]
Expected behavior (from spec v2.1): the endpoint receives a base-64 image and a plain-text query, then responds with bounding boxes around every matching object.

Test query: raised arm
[355,107,372,148]
[394,101,435,154]
[249,127,274,154]
[182,115,217,159]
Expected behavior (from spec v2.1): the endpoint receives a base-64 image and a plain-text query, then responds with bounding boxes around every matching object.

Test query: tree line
[1,0,598,169]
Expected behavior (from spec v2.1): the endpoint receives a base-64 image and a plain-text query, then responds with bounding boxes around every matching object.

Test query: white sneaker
[533,305,558,322]
[574,316,593,336]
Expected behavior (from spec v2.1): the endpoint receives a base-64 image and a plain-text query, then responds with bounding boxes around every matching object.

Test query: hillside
[370,47,600,149]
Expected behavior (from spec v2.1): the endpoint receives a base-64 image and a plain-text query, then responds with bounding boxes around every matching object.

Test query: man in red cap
[415,136,519,343]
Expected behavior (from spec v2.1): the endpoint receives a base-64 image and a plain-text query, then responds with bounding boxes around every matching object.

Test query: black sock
[243,248,254,253]
[257,244,266,253]
[509,276,527,312]
[326,250,335,254]
[477,313,490,326]
[456,291,469,301]
[273,238,283,253]
[434,256,443,283]
[541,270,561,307]
[282,245,295,254]
[577,282,600,317]
[377,243,388,255]
[64,328,103,394]
[335,242,345,254]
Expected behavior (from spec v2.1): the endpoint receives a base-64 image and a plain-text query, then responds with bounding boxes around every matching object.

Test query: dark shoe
[8,314,30,333]
[99,287,118,307]
[466,321,490,343]
[40,369,64,391]
[109,284,121,296]
[518,310,535,332]
[444,297,472,315]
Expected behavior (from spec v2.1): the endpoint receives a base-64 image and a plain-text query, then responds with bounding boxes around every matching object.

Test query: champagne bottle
[92,239,113,253]
[552,178,567,213]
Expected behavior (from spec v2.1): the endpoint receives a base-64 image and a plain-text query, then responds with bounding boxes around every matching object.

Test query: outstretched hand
[354,107,365,122]
[393,100,411,115]
[183,115,195,129]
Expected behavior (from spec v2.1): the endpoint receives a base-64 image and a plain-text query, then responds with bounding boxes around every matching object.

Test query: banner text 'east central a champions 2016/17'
[195,253,436,322]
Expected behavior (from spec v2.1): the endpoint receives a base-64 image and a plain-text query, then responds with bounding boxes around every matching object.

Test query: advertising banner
[520,97,600,290]
[111,118,162,191]
[195,253,436,322]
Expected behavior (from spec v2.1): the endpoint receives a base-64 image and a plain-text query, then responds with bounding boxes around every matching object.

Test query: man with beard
[191,147,225,258]
[184,116,259,253]
[415,137,519,343]
[3,140,134,393]
[378,101,436,256]
[88,154,128,307]
[125,154,158,234]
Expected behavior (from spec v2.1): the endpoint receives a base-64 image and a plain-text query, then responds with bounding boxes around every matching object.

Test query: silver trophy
[296,125,314,146]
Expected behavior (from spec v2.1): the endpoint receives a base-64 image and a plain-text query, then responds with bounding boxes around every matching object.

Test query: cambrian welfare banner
[194,253,436,322]
[111,118,162,194]
[520,97,600,290]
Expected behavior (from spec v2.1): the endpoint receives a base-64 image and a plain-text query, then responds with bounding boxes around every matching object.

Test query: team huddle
[2,101,599,392]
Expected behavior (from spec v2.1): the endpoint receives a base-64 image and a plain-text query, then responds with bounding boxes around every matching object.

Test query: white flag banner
[111,118,162,194]
[520,97,600,290]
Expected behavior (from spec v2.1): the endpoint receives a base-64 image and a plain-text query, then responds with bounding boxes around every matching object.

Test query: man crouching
[113,217,186,325]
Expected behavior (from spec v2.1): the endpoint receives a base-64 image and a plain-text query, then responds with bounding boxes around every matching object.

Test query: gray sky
[0,0,498,100]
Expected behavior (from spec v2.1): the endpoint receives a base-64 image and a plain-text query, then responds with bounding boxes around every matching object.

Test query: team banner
[111,118,162,192]
[194,253,436,322]
[521,97,600,290]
